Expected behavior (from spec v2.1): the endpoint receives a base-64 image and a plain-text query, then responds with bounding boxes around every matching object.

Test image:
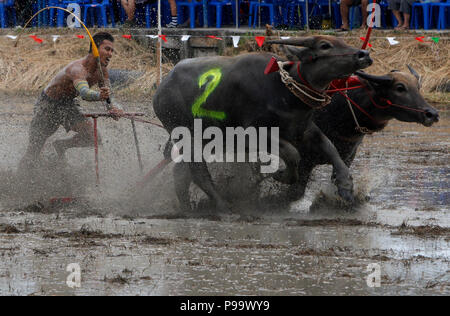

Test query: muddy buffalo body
[153,36,372,212]
[277,67,440,201]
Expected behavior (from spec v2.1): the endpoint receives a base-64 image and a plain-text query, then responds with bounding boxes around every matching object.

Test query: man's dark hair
[89,32,114,53]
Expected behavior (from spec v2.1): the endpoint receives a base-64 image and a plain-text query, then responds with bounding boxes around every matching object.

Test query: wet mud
[0,95,448,295]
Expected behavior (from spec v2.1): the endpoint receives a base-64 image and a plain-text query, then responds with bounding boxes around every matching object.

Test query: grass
[0,28,448,104]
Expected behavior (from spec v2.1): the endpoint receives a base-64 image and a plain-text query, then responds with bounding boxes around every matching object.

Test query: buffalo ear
[281,45,312,62]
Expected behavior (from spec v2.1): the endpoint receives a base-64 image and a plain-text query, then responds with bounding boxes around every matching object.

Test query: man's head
[90,32,115,67]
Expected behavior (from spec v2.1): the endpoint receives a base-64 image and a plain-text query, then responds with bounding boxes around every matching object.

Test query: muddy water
[0,95,448,296]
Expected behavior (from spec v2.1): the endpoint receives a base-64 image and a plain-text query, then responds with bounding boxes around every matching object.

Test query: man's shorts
[388,0,415,14]
[30,92,86,136]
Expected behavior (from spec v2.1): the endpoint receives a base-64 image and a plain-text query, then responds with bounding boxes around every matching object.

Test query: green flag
[431,37,440,43]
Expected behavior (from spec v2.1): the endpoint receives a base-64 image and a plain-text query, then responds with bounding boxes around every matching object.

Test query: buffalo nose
[357,50,370,60]
[425,109,439,122]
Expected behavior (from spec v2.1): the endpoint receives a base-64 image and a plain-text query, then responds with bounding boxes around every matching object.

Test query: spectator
[120,0,178,28]
[338,0,374,31]
[166,0,178,28]
[121,0,144,27]
[389,0,416,30]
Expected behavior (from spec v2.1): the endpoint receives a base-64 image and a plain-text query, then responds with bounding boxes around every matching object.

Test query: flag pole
[157,0,162,84]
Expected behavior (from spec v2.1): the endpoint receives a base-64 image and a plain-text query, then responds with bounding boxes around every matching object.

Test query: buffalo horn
[355,71,393,85]
[267,37,315,48]
[407,64,421,86]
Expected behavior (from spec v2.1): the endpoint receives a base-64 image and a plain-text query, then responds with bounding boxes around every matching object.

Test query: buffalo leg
[271,138,301,185]
[189,162,231,213]
[313,129,354,203]
[331,150,357,181]
[286,161,315,201]
[173,162,193,212]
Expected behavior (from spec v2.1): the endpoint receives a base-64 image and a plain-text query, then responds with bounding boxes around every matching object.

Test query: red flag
[76,35,85,39]
[360,37,372,48]
[264,57,280,75]
[206,35,223,41]
[159,35,167,42]
[122,35,132,40]
[255,36,265,47]
[415,36,425,42]
[29,35,43,44]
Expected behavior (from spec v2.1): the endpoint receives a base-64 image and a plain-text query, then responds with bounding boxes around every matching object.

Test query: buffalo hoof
[287,184,307,201]
[272,169,298,185]
[338,188,355,205]
[178,203,192,213]
[216,199,233,214]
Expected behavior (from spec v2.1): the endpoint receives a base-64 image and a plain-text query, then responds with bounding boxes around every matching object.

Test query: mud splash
[0,95,448,295]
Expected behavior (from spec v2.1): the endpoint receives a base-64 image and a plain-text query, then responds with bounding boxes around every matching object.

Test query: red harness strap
[327,76,364,95]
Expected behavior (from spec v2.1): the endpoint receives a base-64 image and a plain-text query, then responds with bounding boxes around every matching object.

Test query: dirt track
[0,95,448,295]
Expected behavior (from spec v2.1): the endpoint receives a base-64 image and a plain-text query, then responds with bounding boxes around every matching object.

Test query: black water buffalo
[278,66,440,201]
[153,36,373,212]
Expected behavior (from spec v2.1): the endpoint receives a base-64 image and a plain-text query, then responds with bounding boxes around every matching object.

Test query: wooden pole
[157,0,162,85]
[93,117,100,185]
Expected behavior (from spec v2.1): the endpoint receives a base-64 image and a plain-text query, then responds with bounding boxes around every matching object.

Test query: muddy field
[0,94,448,296]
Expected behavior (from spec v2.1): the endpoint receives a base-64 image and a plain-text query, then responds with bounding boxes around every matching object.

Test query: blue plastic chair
[48,0,91,27]
[177,0,204,28]
[314,0,341,27]
[379,0,389,28]
[411,1,432,29]
[83,0,115,27]
[431,0,450,29]
[331,0,341,28]
[32,0,48,27]
[144,2,158,28]
[349,5,361,29]
[249,0,286,27]
[0,0,16,28]
[208,0,241,28]
[285,0,319,28]
[118,1,167,27]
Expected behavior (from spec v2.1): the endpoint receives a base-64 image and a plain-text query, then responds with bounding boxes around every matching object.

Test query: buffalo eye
[320,42,332,50]
[396,84,407,93]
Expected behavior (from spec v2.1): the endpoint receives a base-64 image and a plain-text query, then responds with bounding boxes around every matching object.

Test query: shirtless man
[19,32,123,171]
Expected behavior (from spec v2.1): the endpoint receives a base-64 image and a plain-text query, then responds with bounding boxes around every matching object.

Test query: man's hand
[108,106,124,121]
[99,87,110,100]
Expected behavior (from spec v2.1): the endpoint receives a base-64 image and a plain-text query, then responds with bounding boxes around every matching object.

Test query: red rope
[360,85,427,113]
[331,80,428,127]
[326,85,364,93]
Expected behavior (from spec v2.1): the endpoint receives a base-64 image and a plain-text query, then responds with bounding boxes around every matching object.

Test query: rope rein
[342,81,375,135]
[277,61,331,109]
[332,79,427,135]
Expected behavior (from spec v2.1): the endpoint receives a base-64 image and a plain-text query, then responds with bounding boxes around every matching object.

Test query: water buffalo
[278,66,440,201]
[153,36,373,212]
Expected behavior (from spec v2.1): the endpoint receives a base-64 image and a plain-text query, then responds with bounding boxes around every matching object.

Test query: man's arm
[70,64,110,102]
[104,77,124,111]
[74,80,103,101]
